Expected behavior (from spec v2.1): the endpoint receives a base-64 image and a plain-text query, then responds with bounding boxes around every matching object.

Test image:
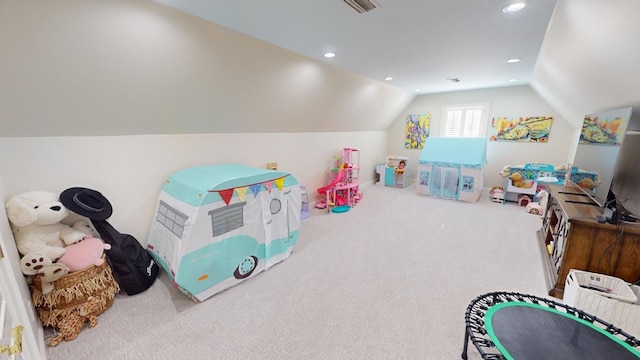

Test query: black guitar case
[60,186,159,295]
[90,219,159,295]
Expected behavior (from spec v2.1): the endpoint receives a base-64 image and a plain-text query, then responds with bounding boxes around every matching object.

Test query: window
[441,103,489,138]
[208,202,247,237]
[156,200,188,238]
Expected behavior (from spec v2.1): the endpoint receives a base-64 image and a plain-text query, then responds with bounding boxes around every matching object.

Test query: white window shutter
[442,104,488,138]
[446,110,462,137]
[463,108,482,137]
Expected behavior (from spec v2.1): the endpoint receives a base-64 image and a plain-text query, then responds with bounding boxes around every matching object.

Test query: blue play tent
[146,164,301,301]
[416,137,487,202]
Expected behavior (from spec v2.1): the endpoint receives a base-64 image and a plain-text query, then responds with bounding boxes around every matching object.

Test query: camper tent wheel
[234,256,258,279]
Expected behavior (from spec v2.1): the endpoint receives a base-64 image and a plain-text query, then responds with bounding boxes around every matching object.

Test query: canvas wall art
[405,114,431,149]
[489,116,553,142]
[579,110,630,146]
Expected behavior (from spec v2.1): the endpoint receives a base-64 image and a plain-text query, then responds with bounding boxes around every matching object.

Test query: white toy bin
[563,269,640,339]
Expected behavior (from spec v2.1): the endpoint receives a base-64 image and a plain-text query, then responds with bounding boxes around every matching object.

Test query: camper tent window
[462,176,475,192]
[270,198,282,214]
[157,200,188,238]
[208,202,247,237]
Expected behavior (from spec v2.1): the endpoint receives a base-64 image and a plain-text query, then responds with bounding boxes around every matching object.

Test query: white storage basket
[565,269,637,304]
[563,269,640,339]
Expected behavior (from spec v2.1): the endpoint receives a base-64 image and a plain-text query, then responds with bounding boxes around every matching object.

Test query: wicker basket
[30,255,120,328]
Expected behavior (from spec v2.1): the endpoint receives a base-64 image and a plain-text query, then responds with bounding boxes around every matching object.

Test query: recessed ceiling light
[508,78,519,82]
[414,88,421,92]
[506,58,521,63]
[324,52,336,58]
[384,77,393,81]
[502,1,526,13]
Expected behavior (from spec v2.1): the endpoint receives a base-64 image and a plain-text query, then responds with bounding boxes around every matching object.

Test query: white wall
[0,0,405,245]
[0,132,386,242]
[3,0,640,242]
[531,0,640,132]
[0,0,414,136]
[386,85,575,188]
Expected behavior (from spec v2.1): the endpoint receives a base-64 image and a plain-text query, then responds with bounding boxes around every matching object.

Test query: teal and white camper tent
[417,137,487,202]
[146,164,301,302]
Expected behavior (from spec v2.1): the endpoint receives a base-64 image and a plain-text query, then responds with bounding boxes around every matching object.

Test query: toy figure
[395,160,406,187]
[490,186,505,203]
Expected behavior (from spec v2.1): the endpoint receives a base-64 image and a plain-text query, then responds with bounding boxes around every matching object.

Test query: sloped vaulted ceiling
[531,0,640,130]
[2,0,639,137]
[0,0,413,137]
[153,0,558,95]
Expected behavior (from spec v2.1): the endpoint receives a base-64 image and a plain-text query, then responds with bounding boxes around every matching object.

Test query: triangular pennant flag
[250,184,262,197]
[274,177,285,190]
[263,181,274,193]
[218,189,234,205]
[235,186,248,202]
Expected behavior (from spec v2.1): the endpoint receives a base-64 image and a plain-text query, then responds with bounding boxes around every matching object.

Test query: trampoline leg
[461,327,469,360]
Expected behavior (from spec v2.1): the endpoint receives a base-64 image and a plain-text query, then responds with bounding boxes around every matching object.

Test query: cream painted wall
[0,132,385,242]
[0,0,405,245]
[0,0,414,136]
[3,0,639,244]
[386,85,575,188]
[531,0,640,132]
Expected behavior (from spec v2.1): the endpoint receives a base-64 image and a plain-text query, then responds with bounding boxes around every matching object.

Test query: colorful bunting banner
[218,189,234,205]
[212,176,289,205]
[274,178,284,190]
[249,184,262,197]
[235,186,248,202]
[263,181,273,193]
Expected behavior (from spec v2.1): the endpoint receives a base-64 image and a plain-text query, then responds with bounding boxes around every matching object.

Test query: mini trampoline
[462,291,640,360]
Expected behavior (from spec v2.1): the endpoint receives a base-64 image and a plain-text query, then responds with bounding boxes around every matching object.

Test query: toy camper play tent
[417,137,487,202]
[146,164,301,302]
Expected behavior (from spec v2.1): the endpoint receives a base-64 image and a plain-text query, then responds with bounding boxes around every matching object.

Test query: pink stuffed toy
[57,237,111,272]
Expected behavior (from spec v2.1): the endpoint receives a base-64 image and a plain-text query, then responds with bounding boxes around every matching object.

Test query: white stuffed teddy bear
[39,262,70,295]
[19,253,53,276]
[71,219,100,238]
[19,255,70,294]
[5,191,87,262]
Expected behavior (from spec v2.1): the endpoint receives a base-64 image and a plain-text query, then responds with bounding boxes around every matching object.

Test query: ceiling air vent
[343,0,380,13]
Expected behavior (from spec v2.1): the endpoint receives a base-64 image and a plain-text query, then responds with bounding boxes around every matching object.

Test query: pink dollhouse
[316,148,361,213]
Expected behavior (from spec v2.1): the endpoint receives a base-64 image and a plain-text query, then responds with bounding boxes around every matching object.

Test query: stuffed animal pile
[58,220,111,272]
[508,173,534,188]
[5,191,110,293]
[576,177,599,190]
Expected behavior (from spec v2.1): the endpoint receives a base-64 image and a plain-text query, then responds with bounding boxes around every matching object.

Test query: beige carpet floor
[45,183,548,360]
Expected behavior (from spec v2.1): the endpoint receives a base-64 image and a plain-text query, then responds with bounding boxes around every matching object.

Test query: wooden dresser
[537,184,640,299]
